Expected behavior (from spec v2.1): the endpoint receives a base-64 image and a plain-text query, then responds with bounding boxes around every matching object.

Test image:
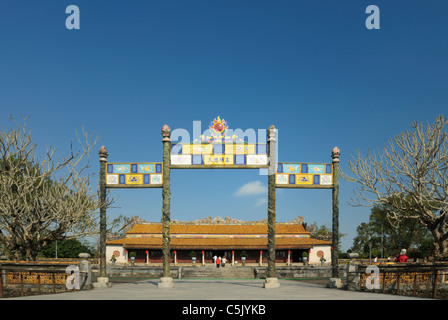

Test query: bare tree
[342,115,448,261]
[0,116,110,260]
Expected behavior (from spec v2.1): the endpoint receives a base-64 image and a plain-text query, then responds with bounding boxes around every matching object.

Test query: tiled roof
[106,222,330,249]
[125,223,309,235]
[107,235,330,249]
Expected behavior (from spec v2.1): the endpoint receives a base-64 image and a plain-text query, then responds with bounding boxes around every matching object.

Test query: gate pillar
[159,124,174,288]
[264,125,280,288]
[331,146,340,278]
[98,146,108,278]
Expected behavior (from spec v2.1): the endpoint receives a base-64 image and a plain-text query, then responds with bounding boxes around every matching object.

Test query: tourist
[320,256,326,266]
[397,249,409,263]
[110,255,116,266]
[222,256,227,267]
[213,254,217,266]
[216,256,221,268]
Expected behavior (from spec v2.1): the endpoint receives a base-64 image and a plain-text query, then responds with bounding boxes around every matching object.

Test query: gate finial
[162,124,171,142]
[99,145,108,161]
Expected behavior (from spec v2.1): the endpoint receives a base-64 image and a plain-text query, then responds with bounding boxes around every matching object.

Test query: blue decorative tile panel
[289,174,296,184]
[106,162,163,187]
[235,155,246,165]
[309,164,325,174]
[301,164,308,173]
[139,163,155,174]
[114,164,130,174]
[171,144,182,155]
[276,162,333,187]
[277,163,283,173]
[284,164,300,173]
[192,155,203,165]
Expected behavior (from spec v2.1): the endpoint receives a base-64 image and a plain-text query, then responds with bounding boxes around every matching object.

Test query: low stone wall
[345,262,448,298]
[255,265,347,279]
[100,265,347,280]
[0,257,93,297]
[104,265,180,279]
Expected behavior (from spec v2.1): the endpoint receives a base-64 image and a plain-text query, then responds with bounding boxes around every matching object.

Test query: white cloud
[234,181,267,196]
[253,198,267,207]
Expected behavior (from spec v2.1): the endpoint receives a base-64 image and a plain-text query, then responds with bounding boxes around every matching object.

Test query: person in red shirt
[397,249,409,263]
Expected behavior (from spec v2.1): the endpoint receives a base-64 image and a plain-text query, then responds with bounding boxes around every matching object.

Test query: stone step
[180,266,256,279]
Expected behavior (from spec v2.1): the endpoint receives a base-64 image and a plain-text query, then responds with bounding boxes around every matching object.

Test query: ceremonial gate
[97,117,340,288]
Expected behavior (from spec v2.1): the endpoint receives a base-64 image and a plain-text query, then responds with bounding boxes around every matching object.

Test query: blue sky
[1,1,447,250]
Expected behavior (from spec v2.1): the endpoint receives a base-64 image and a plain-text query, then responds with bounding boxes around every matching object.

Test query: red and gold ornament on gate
[209,116,228,135]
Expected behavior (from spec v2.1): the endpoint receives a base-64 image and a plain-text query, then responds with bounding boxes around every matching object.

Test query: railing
[0,261,91,298]
[1,268,71,297]
[339,258,425,265]
[36,257,100,265]
[349,263,448,299]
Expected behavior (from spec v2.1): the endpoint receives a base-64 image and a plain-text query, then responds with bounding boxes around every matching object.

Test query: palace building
[106,216,332,266]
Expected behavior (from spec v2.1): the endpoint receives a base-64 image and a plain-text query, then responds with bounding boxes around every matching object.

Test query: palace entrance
[98,116,340,288]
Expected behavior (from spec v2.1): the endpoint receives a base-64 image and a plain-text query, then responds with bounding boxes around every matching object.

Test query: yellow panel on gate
[126,174,143,184]
[203,155,235,165]
[182,144,191,155]
[296,174,313,184]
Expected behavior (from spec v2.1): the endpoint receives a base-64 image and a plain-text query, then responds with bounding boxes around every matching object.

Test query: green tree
[350,204,433,259]
[40,239,95,258]
[307,222,347,257]
[308,221,346,242]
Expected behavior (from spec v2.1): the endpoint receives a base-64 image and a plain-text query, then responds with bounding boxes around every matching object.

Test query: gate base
[158,276,174,288]
[94,277,112,288]
[263,277,280,288]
